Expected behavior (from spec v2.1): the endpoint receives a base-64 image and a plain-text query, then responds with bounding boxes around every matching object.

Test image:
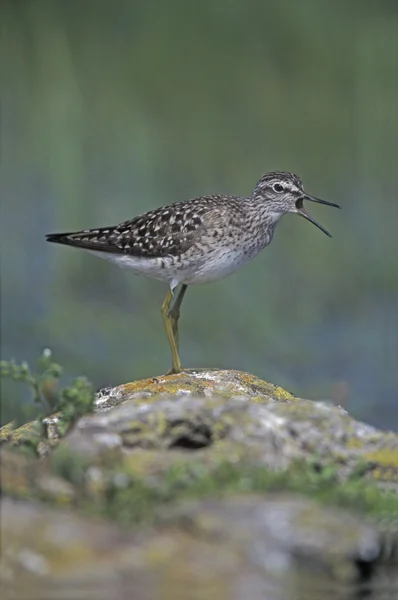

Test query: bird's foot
[166,365,184,375]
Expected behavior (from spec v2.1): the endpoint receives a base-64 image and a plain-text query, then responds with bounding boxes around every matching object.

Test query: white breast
[86,250,175,281]
[86,243,259,289]
[181,246,255,284]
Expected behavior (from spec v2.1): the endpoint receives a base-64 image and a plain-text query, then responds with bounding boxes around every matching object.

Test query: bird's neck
[243,196,284,241]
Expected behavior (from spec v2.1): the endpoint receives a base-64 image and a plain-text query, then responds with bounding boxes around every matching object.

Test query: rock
[94,368,294,411]
[2,369,398,599]
[65,370,398,489]
[2,494,396,600]
[6,369,398,488]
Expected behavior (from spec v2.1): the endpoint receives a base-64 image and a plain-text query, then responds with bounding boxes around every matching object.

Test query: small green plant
[1,349,62,414]
[56,376,95,436]
[0,349,95,440]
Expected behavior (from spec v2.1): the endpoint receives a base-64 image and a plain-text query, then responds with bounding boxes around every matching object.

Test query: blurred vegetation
[36,447,398,526]
[0,350,94,443]
[1,350,62,415]
[1,0,398,428]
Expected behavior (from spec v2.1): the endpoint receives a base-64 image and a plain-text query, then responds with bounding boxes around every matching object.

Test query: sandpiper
[46,171,340,373]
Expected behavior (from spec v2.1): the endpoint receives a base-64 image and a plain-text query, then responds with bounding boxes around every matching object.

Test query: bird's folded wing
[46,197,228,258]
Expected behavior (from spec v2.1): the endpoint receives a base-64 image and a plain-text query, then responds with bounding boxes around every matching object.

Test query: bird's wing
[46,196,233,258]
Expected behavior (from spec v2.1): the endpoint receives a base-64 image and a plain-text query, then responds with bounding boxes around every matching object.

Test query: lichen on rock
[2,369,398,599]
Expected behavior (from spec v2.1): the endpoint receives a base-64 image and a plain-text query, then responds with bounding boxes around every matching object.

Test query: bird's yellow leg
[161,289,182,374]
[169,284,188,352]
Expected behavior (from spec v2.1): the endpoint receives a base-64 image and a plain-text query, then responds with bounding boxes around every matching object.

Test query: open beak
[295,194,341,238]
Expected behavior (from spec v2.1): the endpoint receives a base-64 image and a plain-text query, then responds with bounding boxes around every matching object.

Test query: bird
[46,171,341,374]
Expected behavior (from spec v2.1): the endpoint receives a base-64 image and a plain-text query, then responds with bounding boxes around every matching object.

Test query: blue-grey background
[1,0,398,430]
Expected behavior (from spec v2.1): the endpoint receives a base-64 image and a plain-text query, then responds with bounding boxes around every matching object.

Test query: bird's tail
[46,233,72,245]
[45,228,120,253]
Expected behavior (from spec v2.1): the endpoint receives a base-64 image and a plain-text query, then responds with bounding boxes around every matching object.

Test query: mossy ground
[3,366,398,534]
[46,444,398,529]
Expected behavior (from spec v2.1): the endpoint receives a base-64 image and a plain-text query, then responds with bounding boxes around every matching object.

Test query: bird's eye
[273,183,284,193]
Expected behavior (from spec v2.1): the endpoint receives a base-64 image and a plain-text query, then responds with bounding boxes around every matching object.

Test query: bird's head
[251,171,341,237]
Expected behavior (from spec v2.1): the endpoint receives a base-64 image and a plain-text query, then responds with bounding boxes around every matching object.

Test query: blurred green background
[1,0,397,430]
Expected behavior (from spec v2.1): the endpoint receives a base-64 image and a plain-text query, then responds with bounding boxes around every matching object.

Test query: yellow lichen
[0,421,15,442]
[120,369,295,404]
[345,437,367,450]
[364,448,398,482]
[365,449,398,469]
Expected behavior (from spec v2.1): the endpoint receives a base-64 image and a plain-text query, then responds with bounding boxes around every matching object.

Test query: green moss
[46,445,398,527]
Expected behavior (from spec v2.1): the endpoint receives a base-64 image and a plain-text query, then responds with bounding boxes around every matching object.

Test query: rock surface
[72,369,398,488]
[2,369,398,599]
[2,494,395,600]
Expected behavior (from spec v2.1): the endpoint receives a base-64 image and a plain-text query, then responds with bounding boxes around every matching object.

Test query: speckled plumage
[46,172,308,289]
[46,171,340,372]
